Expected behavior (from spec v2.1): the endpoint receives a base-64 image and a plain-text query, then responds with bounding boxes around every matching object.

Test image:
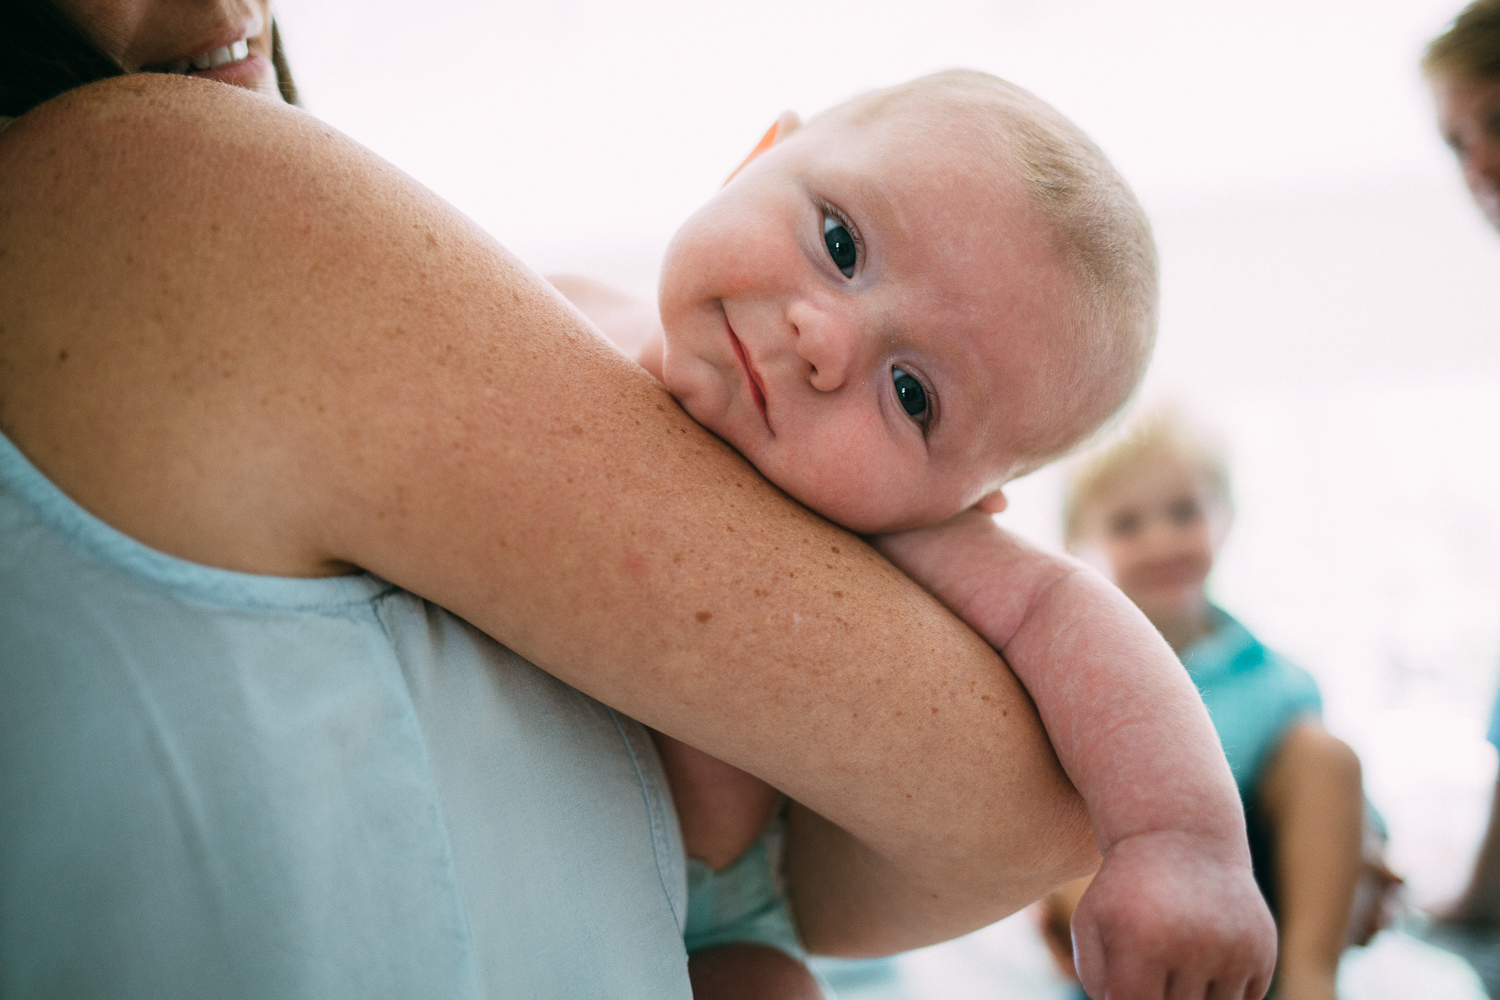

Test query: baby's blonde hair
[1061,408,1230,549]
[825,69,1159,468]
[1424,0,1500,80]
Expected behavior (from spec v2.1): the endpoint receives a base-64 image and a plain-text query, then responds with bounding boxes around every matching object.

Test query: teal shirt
[0,431,690,999]
[1180,607,1322,801]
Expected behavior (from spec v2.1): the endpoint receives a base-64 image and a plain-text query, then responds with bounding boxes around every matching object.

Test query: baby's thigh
[653,731,782,869]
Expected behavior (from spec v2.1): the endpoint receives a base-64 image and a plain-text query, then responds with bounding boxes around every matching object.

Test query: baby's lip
[725,318,770,433]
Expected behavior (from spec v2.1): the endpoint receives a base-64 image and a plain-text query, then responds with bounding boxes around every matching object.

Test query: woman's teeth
[159,39,250,74]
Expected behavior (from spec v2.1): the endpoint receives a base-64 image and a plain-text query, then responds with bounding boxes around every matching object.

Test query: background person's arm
[0,76,1095,950]
[1447,780,1500,924]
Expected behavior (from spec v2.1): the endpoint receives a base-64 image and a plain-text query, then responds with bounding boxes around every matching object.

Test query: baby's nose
[788,301,859,392]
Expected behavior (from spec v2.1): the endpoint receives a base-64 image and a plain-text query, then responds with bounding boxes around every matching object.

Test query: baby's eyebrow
[810,169,898,239]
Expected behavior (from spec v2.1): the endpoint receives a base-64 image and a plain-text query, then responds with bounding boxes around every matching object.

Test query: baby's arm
[547,274,664,375]
[875,510,1276,1000]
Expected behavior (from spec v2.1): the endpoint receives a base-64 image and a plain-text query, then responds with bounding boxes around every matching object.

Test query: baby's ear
[724,111,802,185]
[974,490,1009,515]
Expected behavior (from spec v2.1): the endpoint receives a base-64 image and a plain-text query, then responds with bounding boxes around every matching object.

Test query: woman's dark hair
[270,21,299,105]
[0,0,299,118]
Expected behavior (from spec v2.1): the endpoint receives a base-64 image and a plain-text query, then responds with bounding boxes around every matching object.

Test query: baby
[553,70,1276,1000]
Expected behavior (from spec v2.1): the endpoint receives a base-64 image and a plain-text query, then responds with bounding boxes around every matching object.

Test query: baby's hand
[1070,831,1275,1000]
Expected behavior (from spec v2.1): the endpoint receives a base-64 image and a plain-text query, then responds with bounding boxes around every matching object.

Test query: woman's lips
[185,51,274,88]
[149,38,250,74]
[144,38,274,90]
[725,323,770,431]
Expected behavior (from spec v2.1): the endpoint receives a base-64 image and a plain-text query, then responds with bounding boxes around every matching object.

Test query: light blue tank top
[0,430,690,999]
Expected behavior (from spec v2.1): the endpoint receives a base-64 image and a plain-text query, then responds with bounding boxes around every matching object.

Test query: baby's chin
[660,354,726,427]
[753,464,929,537]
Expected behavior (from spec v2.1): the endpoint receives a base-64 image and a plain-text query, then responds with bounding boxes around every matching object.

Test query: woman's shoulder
[1,75,352,210]
[6,72,310,140]
[0,70,648,587]
[0,74,444,579]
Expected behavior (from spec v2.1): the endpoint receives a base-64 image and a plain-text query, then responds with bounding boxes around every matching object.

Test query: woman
[0,2,1096,996]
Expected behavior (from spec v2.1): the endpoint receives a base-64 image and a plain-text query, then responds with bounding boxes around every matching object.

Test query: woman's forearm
[0,76,1093,940]
[786,799,1096,956]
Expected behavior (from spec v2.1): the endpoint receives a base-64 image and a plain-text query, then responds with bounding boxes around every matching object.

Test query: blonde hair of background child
[825,69,1160,467]
[1423,0,1500,80]
[1061,408,1232,550]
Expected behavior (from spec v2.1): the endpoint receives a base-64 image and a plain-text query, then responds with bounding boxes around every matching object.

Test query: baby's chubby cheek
[659,345,729,430]
[659,344,787,480]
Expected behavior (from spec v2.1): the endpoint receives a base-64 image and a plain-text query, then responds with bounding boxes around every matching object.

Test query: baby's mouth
[726,324,770,431]
[146,39,251,75]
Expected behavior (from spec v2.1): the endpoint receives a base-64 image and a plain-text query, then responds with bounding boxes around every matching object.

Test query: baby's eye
[823,214,857,278]
[892,367,928,424]
[1109,511,1140,538]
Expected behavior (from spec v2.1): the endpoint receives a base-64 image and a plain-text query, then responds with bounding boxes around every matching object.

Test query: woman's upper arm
[545,273,661,357]
[0,76,1092,937]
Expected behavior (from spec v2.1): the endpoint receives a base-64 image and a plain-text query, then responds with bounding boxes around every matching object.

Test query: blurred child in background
[1044,410,1399,1000]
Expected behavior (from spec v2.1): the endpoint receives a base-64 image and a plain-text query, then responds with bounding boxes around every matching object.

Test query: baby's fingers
[1234,964,1273,1000]
[1074,915,1179,1000]
[1167,956,1270,1000]
[1097,950,1170,1000]
[1164,969,1234,1000]
[1085,938,1268,1000]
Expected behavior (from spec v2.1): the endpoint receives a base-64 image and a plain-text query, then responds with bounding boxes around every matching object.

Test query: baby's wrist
[1100,825,1249,869]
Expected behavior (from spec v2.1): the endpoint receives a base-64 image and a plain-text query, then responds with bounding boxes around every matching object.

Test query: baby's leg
[689,944,824,1000]
[652,733,823,998]
[1255,721,1364,1000]
[652,731,783,870]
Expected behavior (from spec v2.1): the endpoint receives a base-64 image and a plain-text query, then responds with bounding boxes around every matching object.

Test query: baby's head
[657,69,1157,533]
[1063,409,1232,626]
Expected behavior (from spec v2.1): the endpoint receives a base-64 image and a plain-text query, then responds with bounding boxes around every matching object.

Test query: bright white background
[275,0,1500,910]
